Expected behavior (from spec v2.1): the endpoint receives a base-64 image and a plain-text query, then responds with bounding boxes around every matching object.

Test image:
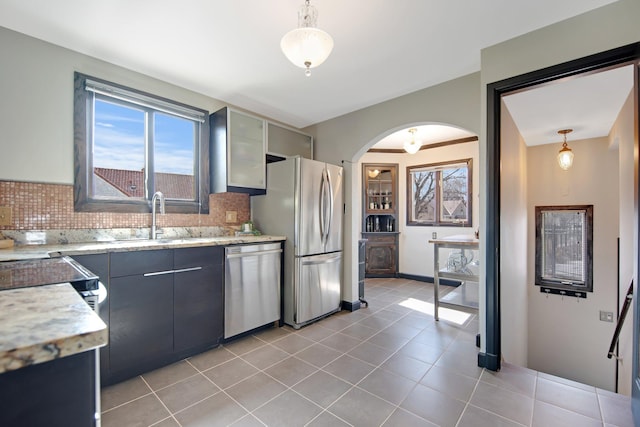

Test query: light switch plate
[0,206,12,226]
[599,310,614,322]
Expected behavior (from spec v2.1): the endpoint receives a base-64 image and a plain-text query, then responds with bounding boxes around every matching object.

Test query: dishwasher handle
[225,248,282,259]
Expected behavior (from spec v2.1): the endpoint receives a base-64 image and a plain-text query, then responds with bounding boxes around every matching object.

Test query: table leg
[434,245,440,321]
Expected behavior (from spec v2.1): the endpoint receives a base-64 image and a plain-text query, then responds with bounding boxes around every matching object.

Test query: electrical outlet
[0,206,12,226]
[599,311,614,322]
[225,211,237,223]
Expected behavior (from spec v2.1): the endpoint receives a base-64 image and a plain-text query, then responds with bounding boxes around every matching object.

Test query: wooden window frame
[535,205,594,293]
[406,158,472,227]
[73,72,210,214]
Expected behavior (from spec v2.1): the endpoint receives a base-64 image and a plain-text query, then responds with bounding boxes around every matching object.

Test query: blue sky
[93,99,195,176]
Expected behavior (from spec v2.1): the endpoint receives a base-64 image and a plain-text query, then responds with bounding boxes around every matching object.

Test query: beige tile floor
[101,278,635,427]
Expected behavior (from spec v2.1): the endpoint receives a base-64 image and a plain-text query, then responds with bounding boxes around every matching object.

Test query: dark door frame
[482,42,640,373]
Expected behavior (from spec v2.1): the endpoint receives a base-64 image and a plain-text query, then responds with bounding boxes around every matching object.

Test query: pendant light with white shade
[404,128,421,154]
[280,0,334,77]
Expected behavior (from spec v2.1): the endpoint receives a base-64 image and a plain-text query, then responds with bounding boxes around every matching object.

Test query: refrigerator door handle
[319,169,325,246]
[319,167,329,246]
[301,256,341,266]
[325,167,334,244]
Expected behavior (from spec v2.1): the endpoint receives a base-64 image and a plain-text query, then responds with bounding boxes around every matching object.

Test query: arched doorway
[350,123,479,312]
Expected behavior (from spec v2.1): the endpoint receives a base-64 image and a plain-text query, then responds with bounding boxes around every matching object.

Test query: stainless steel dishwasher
[224,242,282,339]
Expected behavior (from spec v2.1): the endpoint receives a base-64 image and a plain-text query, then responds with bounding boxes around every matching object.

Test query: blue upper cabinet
[210,107,267,195]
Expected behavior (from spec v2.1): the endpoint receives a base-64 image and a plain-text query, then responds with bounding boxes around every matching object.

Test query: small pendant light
[557,129,574,170]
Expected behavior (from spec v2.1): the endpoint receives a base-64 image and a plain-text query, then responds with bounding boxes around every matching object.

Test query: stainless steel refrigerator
[252,157,343,329]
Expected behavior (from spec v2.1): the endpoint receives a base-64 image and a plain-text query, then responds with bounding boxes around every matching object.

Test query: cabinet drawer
[367,234,396,244]
[110,249,173,277]
[175,246,223,269]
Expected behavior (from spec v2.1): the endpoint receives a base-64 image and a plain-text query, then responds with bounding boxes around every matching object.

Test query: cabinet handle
[173,267,203,274]
[143,269,175,277]
[143,266,203,277]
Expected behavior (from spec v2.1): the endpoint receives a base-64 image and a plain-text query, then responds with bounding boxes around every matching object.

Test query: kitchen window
[406,159,472,226]
[73,72,209,213]
[535,205,593,293]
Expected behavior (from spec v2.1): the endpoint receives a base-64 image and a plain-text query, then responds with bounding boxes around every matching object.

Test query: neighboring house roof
[443,200,462,216]
[93,167,194,199]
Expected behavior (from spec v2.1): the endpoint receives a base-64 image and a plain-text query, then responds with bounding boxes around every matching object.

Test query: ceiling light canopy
[280,0,334,77]
[404,128,421,154]
[557,129,574,170]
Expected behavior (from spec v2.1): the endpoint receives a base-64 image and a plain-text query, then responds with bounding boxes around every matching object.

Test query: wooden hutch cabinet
[362,163,399,277]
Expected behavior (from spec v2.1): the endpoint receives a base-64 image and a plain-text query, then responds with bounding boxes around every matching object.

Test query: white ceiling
[503,65,634,147]
[370,125,476,150]
[0,0,618,138]
[377,64,635,152]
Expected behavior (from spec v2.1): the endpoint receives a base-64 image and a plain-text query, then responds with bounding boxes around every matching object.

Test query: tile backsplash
[0,180,249,232]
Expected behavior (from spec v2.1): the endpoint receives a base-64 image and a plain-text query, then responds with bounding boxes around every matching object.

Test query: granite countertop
[0,235,286,262]
[0,283,107,374]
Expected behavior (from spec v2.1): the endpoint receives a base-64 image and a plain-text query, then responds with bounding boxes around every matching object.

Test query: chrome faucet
[151,191,165,239]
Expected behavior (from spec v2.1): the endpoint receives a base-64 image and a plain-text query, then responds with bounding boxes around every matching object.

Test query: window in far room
[535,205,593,293]
[73,72,209,213]
[407,158,472,227]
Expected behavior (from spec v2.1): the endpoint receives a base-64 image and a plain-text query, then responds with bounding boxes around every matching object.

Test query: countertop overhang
[0,283,107,374]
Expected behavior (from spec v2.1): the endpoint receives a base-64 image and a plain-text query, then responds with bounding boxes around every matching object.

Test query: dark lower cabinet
[101,246,224,386]
[0,350,97,427]
[174,264,223,353]
[109,273,174,374]
[174,246,224,354]
[363,232,399,277]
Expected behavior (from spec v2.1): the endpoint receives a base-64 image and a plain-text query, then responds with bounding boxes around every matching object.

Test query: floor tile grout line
[236,371,338,424]
[147,416,178,427]
[317,296,445,426]
[463,402,530,427]
[355,304,484,426]
[100,388,155,414]
[164,358,249,419]
[529,372,539,426]
[166,364,263,423]
[303,409,355,427]
[144,367,210,394]
[210,348,333,419]
[454,367,484,427]
[533,395,608,424]
[185,346,239,372]
[138,375,184,427]
[535,376,611,423]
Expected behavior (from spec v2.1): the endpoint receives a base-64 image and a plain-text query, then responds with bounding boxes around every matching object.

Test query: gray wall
[0,26,228,184]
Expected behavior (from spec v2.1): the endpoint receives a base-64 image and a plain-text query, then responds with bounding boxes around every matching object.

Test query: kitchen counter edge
[0,283,107,374]
[0,235,287,262]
